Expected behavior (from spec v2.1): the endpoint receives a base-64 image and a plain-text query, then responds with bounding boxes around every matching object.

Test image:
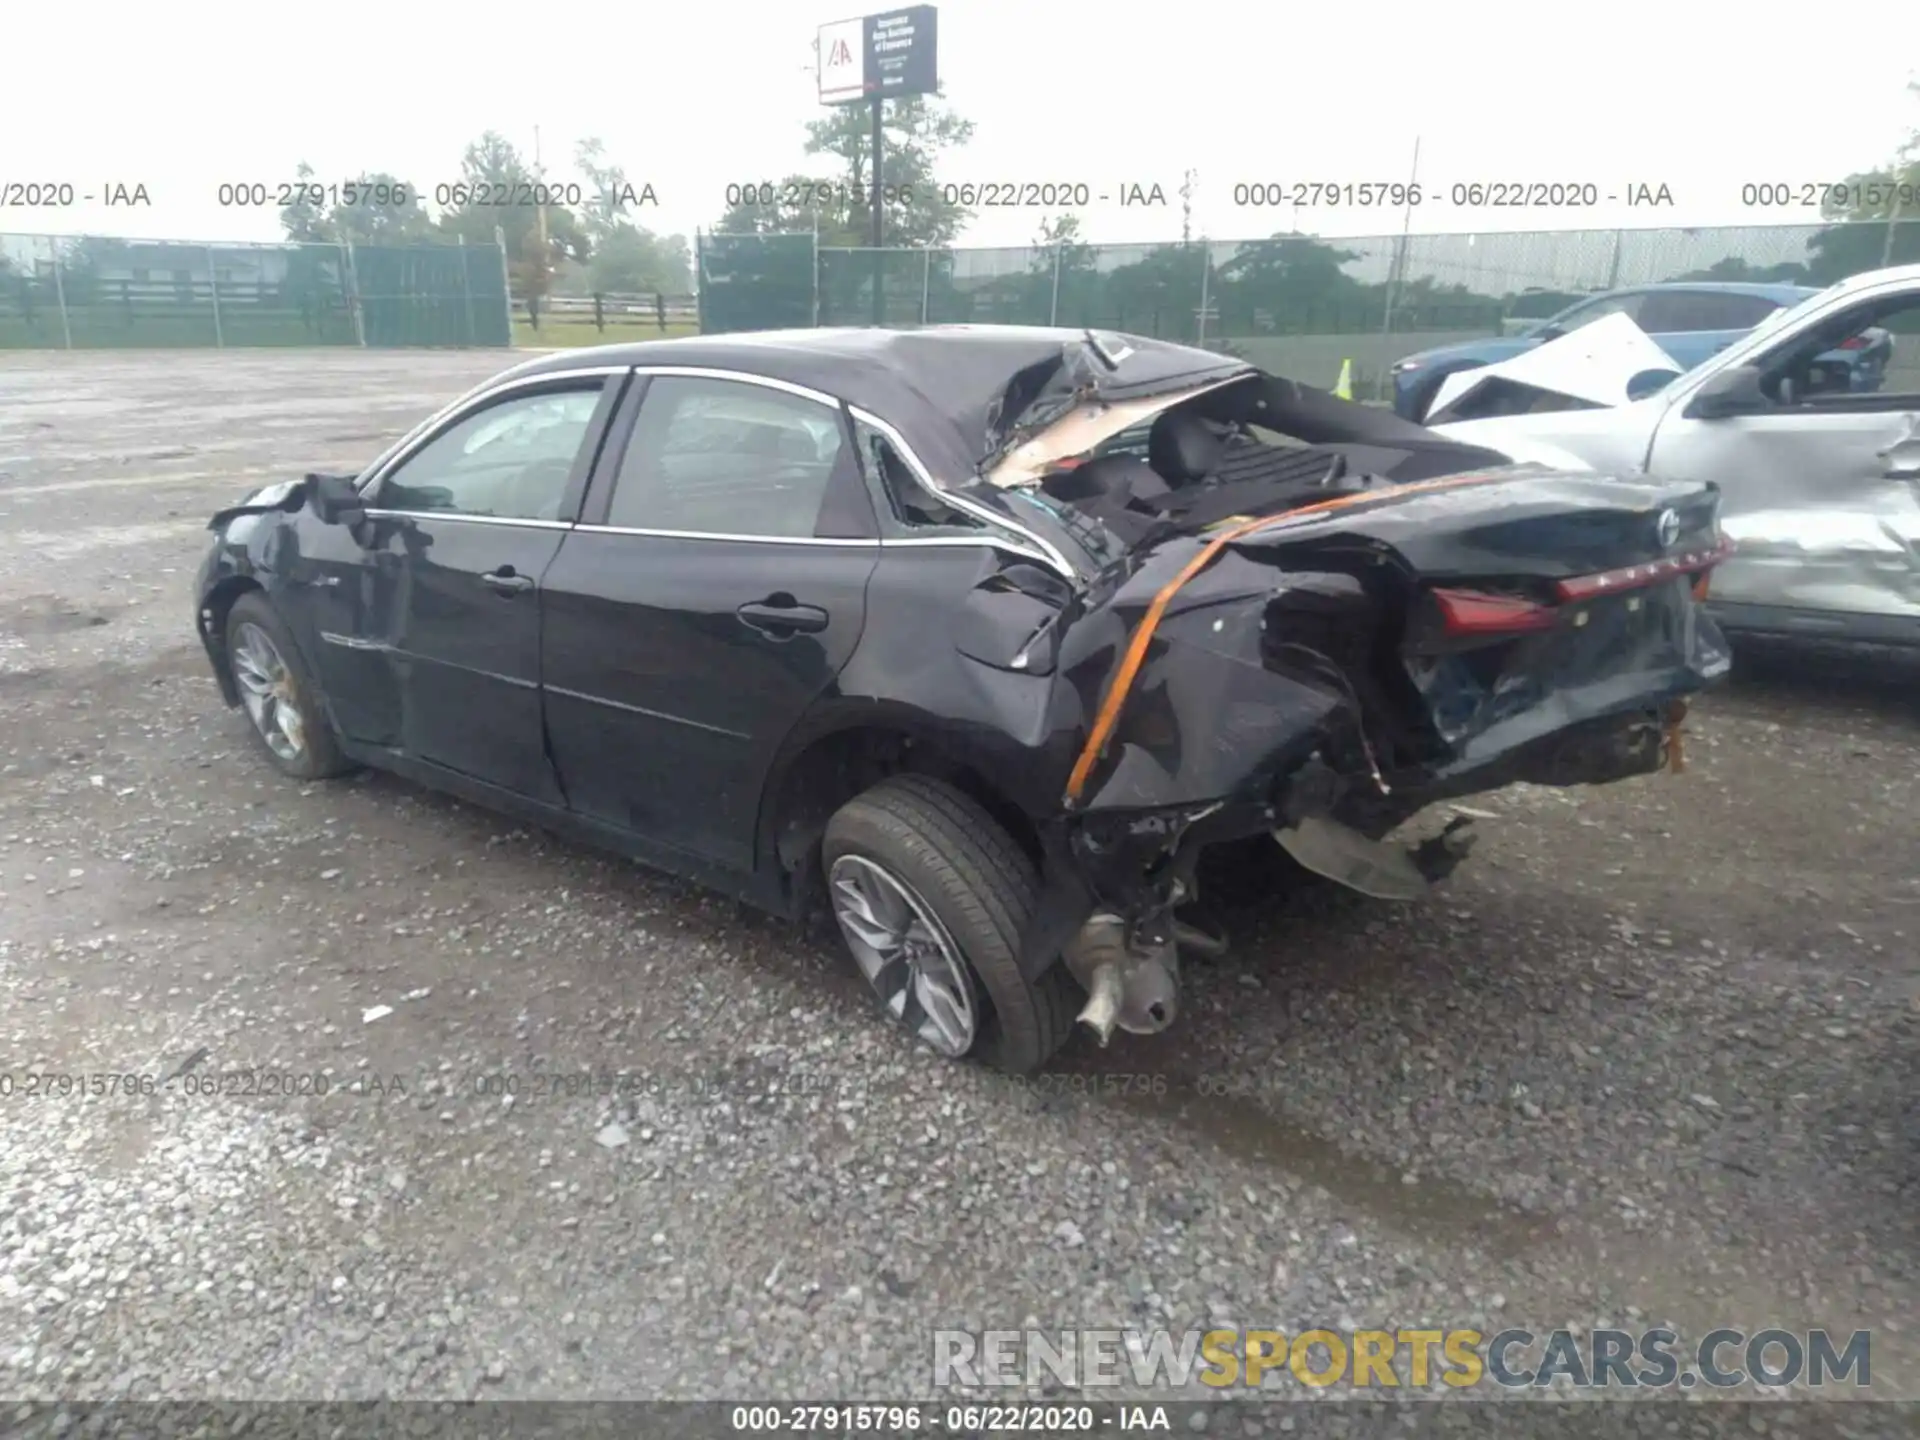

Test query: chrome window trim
[845,405,1076,580]
[566,524,1058,559]
[356,365,633,500]
[573,524,877,547]
[354,362,1077,576]
[625,365,844,410]
[361,510,575,530]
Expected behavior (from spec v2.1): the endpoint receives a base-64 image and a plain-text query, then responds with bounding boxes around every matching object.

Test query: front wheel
[821,775,1078,1073]
[224,592,356,782]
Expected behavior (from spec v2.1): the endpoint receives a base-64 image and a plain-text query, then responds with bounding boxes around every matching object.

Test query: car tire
[224,592,356,782]
[821,774,1079,1074]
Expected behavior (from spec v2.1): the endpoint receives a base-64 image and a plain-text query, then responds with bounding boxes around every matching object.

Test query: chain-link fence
[0,233,514,350]
[699,219,1920,393]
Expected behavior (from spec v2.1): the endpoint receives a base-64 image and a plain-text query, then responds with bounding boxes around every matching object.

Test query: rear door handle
[481,567,535,596]
[737,597,830,637]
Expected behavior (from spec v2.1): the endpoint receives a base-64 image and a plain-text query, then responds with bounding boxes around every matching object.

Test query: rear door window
[606,376,850,538]
[1638,291,1781,333]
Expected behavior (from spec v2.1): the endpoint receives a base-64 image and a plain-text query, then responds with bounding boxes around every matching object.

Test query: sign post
[817,6,938,326]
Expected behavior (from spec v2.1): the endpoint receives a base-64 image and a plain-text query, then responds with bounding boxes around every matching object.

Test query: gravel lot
[1,350,1916,1421]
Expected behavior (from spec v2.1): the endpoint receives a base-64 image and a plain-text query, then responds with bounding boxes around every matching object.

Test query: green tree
[712,172,846,238]
[573,137,693,294]
[1023,213,1100,326]
[1669,255,1814,285]
[804,93,975,246]
[276,161,432,245]
[330,172,434,245]
[1805,85,1920,280]
[435,132,591,321]
[1214,235,1366,334]
[706,92,978,247]
[1102,243,1211,340]
[280,161,330,241]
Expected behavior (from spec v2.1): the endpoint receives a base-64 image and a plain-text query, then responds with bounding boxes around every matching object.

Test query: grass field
[511,317,701,348]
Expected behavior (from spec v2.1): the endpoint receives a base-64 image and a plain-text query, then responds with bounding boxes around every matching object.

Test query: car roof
[1601,281,1818,300]
[499,326,1249,477]
[504,324,1234,380]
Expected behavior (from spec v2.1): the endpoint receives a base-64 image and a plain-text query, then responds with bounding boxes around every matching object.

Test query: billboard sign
[817,6,938,105]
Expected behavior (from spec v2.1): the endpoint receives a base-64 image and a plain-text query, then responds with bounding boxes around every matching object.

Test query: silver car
[1430,264,1920,648]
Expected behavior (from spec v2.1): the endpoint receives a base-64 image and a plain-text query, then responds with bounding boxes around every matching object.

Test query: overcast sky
[4,0,1917,254]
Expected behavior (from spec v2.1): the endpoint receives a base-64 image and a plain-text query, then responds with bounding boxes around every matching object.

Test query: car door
[538,368,881,871]
[1645,284,1920,637]
[1634,289,1784,372]
[319,369,625,800]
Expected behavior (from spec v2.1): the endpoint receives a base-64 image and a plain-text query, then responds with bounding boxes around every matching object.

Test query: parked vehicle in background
[1429,265,1920,650]
[1389,281,1892,421]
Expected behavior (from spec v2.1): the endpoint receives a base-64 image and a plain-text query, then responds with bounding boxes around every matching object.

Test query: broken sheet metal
[1425,312,1685,423]
[983,375,1251,489]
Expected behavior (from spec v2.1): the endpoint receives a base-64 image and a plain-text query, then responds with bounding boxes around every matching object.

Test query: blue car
[1389,282,1893,421]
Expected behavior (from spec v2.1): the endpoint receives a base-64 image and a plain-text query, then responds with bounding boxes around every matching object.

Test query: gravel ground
[0,350,1916,1420]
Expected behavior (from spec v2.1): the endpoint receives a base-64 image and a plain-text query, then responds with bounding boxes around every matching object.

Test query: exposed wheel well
[199,577,264,703]
[762,726,1043,908]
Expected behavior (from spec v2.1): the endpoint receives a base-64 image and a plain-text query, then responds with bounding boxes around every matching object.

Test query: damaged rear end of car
[952,340,1734,1049]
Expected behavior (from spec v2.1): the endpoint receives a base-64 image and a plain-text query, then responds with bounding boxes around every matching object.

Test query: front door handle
[737,597,830,637]
[481,567,535,596]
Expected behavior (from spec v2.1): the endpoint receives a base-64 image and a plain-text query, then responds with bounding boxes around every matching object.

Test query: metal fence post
[1880,195,1907,269]
[1605,228,1625,289]
[48,236,73,350]
[457,235,476,346]
[920,247,932,325]
[811,221,821,328]
[1195,242,1210,345]
[1050,244,1062,326]
[495,225,514,344]
[207,246,225,348]
[339,241,367,347]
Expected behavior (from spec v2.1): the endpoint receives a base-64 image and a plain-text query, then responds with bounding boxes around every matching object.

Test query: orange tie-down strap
[1061,471,1518,808]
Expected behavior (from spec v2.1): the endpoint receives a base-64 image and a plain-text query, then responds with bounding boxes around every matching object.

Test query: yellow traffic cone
[1333,358,1354,400]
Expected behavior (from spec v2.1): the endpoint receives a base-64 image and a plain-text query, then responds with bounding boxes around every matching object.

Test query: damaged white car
[1427,265,1920,648]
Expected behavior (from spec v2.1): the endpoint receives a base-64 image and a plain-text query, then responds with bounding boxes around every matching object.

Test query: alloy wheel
[230,622,307,764]
[828,853,980,1057]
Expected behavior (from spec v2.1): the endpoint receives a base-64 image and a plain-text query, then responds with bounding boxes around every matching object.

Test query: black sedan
[195,326,1734,1072]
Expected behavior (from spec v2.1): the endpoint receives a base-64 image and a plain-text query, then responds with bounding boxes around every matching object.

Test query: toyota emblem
[1655,508,1680,549]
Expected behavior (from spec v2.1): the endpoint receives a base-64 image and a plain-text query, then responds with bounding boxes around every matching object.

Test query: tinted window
[1638,291,1781,333]
[608,377,847,537]
[376,384,603,521]
[851,417,985,537]
[1542,293,1642,335]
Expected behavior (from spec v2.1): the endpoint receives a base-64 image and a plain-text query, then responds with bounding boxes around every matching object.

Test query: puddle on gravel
[3,596,113,635]
[1063,1063,1562,1255]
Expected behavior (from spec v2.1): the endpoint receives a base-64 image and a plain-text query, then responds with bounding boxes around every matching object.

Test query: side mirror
[1684,365,1770,420]
[307,471,367,527]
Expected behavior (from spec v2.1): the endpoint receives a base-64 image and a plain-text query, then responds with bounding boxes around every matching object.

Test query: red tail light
[1432,537,1736,635]
[1431,588,1559,635]
[1838,336,1869,350]
[1554,536,1737,602]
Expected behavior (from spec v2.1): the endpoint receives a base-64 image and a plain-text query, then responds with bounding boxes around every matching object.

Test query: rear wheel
[821,775,1078,1073]
[224,593,355,782]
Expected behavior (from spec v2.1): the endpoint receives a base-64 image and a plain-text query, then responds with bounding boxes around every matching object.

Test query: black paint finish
[194,330,1731,936]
